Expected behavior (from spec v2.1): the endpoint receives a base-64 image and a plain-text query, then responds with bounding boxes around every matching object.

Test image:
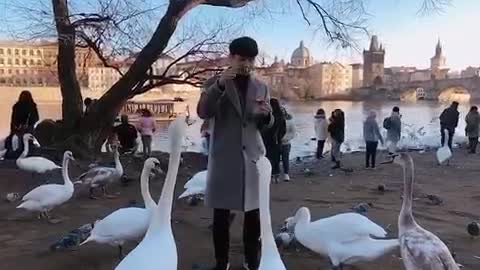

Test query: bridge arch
[399,87,426,102]
[438,86,471,103]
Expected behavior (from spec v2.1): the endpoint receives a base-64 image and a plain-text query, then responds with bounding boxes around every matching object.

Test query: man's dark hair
[229,37,258,58]
[393,106,400,113]
[84,97,92,106]
[121,114,129,124]
[451,101,459,108]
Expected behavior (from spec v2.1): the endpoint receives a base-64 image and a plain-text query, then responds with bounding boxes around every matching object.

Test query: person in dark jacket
[465,106,480,153]
[328,109,345,169]
[439,101,459,150]
[10,90,39,133]
[363,111,384,169]
[113,114,138,154]
[261,98,286,183]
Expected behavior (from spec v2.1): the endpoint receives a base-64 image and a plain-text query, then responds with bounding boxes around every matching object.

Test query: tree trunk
[52,0,83,130]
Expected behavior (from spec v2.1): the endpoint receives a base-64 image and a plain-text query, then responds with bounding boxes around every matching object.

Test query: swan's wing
[22,184,65,201]
[22,157,61,170]
[79,167,116,184]
[315,213,387,242]
[401,230,459,270]
[91,208,150,239]
[184,170,207,189]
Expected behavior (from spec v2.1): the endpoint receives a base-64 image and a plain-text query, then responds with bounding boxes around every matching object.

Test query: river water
[0,98,473,158]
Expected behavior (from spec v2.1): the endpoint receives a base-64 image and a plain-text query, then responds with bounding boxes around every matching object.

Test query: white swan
[394,153,459,270]
[16,134,61,174]
[178,170,207,199]
[76,146,123,199]
[288,208,398,269]
[115,116,187,270]
[17,151,75,222]
[81,157,160,258]
[256,156,287,270]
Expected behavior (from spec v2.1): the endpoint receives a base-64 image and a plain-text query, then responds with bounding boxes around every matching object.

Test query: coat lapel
[225,79,242,117]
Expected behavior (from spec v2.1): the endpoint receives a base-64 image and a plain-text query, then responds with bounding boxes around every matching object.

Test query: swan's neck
[140,165,156,210]
[149,149,181,231]
[62,157,73,191]
[20,137,30,159]
[114,151,123,175]
[400,161,416,228]
[259,167,279,257]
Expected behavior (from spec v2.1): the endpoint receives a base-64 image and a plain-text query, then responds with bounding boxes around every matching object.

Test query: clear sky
[1,0,479,71]
[189,0,479,71]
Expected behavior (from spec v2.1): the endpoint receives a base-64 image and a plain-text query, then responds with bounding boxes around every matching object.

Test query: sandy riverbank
[0,150,479,270]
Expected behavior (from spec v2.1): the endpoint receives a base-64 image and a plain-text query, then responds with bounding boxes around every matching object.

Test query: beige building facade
[0,41,101,87]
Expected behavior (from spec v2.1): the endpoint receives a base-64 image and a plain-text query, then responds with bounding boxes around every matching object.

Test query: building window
[0,58,3,65]
[15,70,20,74]
[23,69,27,74]
[15,49,19,55]
[30,59,34,65]
[8,69,11,74]
[15,59,19,65]
[0,69,3,74]
[37,50,41,56]
[0,49,3,55]
[37,59,42,65]
[7,49,11,55]
[22,59,27,65]
[7,59,12,65]
[29,50,34,56]
[22,49,27,56]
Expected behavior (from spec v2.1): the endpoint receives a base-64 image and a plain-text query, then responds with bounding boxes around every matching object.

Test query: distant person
[465,106,480,154]
[84,97,93,115]
[439,101,459,150]
[10,90,39,133]
[137,109,156,157]
[383,106,401,155]
[314,108,328,159]
[328,109,345,169]
[261,98,286,183]
[280,107,296,181]
[200,120,211,155]
[114,114,139,154]
[363,111,384,169]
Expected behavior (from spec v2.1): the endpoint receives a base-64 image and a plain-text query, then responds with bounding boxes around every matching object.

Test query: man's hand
[256,99,272,116]
[217,67,237,89]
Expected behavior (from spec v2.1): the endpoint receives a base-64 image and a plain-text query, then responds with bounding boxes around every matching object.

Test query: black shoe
[331,162,341,169]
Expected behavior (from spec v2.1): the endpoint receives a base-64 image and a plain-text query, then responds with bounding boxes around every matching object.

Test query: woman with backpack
[383,106,401,155]
[328,109,345,169]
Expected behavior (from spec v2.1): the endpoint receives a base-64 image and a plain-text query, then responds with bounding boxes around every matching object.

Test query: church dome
[291,41,312,67]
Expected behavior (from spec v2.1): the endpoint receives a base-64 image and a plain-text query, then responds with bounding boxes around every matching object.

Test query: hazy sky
[1,0,478,71]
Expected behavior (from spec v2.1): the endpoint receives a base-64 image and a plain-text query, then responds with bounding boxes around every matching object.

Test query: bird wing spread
[79,167,116,184]
[92,208,150,240]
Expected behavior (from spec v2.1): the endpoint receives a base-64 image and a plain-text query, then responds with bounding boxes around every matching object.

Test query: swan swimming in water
[256,156,286,270]
[17,151,75,223]
[16,134,60,176]
[393,153,459,270]
[286,208,398,269]
[115,116,187,270]
[80,157,160,258]
[76,145,123,199]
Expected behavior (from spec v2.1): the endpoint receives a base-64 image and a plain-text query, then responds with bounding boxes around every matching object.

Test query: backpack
[383,117,392,130]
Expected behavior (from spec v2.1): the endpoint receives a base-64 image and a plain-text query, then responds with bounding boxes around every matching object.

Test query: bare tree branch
[418,0,452,15]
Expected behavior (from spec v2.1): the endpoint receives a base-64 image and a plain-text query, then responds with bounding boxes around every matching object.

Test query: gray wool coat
[197,75,273,212]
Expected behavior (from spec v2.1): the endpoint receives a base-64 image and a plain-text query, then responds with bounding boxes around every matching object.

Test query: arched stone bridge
[353,76,480,100]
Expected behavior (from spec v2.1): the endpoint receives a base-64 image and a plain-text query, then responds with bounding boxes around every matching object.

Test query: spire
[300,40,304,48]
[274,56,278,63]
[435,38,442,56]
[369,35,379,51]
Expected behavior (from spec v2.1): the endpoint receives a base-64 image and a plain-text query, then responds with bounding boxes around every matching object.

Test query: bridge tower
[363,35,385,87]
[430,39,449,80]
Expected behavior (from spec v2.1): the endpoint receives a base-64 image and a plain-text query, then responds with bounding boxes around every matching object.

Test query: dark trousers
[213,209,260,268]
[468,137,478,153]
[280,144,291,174]
[266,144,281,176]
[440,126,454,150]
[365,141,379,168]
[316,140,325,159]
